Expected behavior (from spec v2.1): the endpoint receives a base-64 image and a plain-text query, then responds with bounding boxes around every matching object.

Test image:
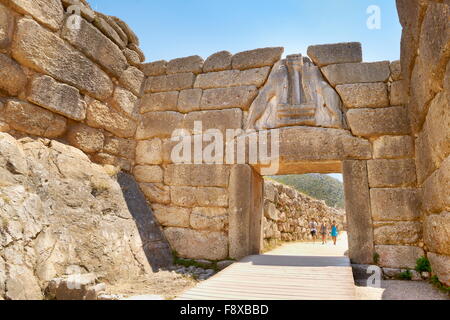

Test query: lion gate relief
[246,54,345,131]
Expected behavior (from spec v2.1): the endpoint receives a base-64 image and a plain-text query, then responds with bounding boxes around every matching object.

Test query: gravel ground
[102,265,217,300]
[355,280,450,300]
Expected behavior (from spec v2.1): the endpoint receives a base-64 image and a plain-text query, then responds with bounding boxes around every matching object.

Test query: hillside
[267,174,345,209]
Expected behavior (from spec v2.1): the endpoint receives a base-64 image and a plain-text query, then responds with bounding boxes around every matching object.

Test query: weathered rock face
[0,133,170,300]
[396,0,450,285]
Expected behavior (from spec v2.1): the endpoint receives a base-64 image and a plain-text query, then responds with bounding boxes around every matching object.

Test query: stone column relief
[245,54,345,131]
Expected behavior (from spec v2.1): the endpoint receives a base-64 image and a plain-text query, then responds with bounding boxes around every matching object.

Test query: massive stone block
[27,75,87,121]
[4,100,67,138]
[152,205,190,228]
[346,107,410,137]
[421,157,450,214]
[409,59,434,132]
[140,183,170,205]
[415,128,436,185]
[139,108,243,141]
[66,123,104,154]
[119,66,144,96]
[7,0,64,31]
[228,165,252,259]
[103,135,136,159]
[111,16,139,45]
[177,89,202,113]
[0,3,14,49]
[374,222,422,245]
[373,135,414,159]
[390,80,408,106]
[164,227,229,260]
[336,82,389,108]
[0,54,27,96]
[321,61,390,86]
[134,165,163,183]
[200,86,258,111]
[367,159,417,188]
[275,127,372,173]
[428,253,450,286]
[145,73,195,93]
[375,245,424,269]
[203,51,232,72]
[190,207,228,232]
[307,42,362,67]
[141,60,167,76]
[232,47,284,70]
[343,160,374,264]
[171,186,228,208]
[61,18,127,78]
[164,164,230,187]
[135,111,183,140]
[12,18,113,100]
[390,60,402,81]
[140,91,179,113]
[194,67,270,89]
[86,100,136,138]
[166,55,204,74]
[135,139,163,165]
[93,14,126,49]
[370,188,421,221]
[422,93,450,168]
[110,87,139,119]
[123,48,140,66]
[183,108,243,134]
[424,212,450,255]
[417,3,450,95]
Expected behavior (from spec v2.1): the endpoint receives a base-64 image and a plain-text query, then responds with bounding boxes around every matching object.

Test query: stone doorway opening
[263,172,347,251]
[256,168,352,260]
[239,154,374,264]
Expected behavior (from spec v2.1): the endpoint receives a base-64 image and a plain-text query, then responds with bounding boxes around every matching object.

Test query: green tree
[268,174,344,208]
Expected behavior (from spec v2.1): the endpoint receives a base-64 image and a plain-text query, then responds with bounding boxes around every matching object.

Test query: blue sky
[89,0,402,63]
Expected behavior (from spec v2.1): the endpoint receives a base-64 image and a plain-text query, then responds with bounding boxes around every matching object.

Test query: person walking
[331,221,339,245]
[309,220,318,243]
[320,222,328,245]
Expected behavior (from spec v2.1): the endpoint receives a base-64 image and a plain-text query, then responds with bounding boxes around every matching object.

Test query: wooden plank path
[177,233,356,300]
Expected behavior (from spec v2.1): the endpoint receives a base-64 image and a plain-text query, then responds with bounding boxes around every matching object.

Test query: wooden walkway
[177,233,356,300]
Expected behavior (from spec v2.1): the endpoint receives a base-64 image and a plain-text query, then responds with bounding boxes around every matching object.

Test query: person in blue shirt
[331,221,339,246]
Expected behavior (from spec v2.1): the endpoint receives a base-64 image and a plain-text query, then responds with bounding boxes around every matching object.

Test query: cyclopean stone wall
[263,180,345,248]
[0,0,162,300]
[0,0,448,288]
[396,0,449,286]
[0,0,144,172]
[135,48,284,261]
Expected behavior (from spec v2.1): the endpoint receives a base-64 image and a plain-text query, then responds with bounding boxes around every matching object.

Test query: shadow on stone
[117,172,173,271]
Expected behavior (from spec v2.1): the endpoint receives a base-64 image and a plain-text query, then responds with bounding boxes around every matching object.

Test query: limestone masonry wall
[396,0,449,286]
[263,180,345,248]
[0,0,144,172]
